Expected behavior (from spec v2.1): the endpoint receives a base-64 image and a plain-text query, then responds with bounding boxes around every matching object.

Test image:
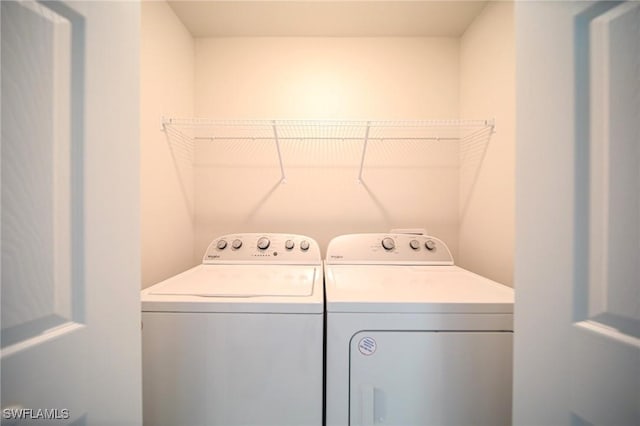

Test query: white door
[515,2,640,425]
[1,1,141,424]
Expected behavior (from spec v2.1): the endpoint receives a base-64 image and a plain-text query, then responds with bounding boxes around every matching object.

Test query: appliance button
[381,237,395,251]
[257,237,270,250]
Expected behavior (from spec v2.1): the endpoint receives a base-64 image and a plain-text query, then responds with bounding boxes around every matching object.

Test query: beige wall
[140,1,196,287]
[459,2,515,286]
[141,3,516,285]
[193,37,462,257]
[195,37,459,120]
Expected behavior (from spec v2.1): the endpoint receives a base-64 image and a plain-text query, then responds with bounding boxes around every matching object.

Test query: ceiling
[167,1,488,37]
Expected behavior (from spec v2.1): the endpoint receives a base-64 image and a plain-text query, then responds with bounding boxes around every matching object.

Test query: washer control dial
[381,237,395,251]
[216,240,227,250]
[285,240,295,250]
[425,239,436,251]
[409,239,420,250]
[257,237,270,250]
[300,240,310,251]
[231,239,242,249]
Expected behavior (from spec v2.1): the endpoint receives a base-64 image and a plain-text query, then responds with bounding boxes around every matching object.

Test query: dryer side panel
[349,331,513,426]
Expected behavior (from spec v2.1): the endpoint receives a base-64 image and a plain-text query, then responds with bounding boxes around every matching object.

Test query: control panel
[203,233,321,264]
[325,233,454,265]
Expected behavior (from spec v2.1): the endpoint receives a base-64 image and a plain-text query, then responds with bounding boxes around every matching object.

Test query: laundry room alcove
[141,1,515,290]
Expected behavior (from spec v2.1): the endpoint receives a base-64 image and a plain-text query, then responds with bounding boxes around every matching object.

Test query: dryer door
[349,331,512,426]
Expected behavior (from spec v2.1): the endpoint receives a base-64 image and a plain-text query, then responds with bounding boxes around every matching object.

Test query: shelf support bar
[160,116,170,131]
[272,122,286,183]
[357,122,371,183]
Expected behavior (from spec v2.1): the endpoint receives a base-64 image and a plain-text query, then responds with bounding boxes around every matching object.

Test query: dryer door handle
[361,384,385,425]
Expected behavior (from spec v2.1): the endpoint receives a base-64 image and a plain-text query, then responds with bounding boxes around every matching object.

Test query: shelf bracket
[161,116,170,131]
[272,122,287,184]
[486,118,496,134]
[357,121,371,183]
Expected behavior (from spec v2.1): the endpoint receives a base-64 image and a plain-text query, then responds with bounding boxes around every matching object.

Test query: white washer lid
[325,265,514,313]
[141,264,323,314]
[149,264,314,297]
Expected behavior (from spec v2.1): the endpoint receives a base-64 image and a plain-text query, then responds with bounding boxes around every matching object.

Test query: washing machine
[324,233,514,426]
[141,233,323,426]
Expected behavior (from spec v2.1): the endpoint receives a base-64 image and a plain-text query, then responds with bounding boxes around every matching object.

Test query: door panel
[1,2,88,421]
[1,0,81,352]
[571,3,640,424]
[586,1,640,326]
[349,331,512,426]
[1,1,141,423]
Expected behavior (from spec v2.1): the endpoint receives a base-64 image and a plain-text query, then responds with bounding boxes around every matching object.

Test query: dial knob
[425,240,436,251]
[216,239,227,250]
[300,240,310,251]
[409,239,420,250]
[381,237,395,251]
[232,239,242,249]
[257,237,270,250]
[285,240,295,250]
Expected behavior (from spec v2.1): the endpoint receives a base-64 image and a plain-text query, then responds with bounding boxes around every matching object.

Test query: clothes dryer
[141,233,323,426]
[324,233,514,426]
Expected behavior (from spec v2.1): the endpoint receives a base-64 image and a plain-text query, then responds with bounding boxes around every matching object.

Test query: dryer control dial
[231,239,242,249]
[257,237,270,250]
[216,240,227,250]
[409,239,420,250]
[381,237,395,251]
[285,239,295,250]
[425,239,436,251]
[300,240,310,251]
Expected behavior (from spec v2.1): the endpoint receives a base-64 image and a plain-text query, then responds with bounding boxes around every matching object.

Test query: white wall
[140,1,195,287]
[193,37,462,257]
[459,2,515,286]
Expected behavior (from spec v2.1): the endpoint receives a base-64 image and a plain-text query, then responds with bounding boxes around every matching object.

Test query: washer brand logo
[208,255,220,259]
[330,255,344,259]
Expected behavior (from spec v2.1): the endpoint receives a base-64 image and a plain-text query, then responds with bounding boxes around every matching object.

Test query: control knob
[232,239,242,249]
[285,240,295,250]
[409,239,420,250]
[425,240,436,251]
[216,240,227,250]
[257,237,270,250]
[300,240,310,251]
[381,237,395,251]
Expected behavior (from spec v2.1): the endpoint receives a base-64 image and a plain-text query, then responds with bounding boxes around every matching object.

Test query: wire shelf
[161,117,495,183]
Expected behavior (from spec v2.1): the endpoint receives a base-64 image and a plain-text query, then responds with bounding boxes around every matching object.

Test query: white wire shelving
[161,117,495,183]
